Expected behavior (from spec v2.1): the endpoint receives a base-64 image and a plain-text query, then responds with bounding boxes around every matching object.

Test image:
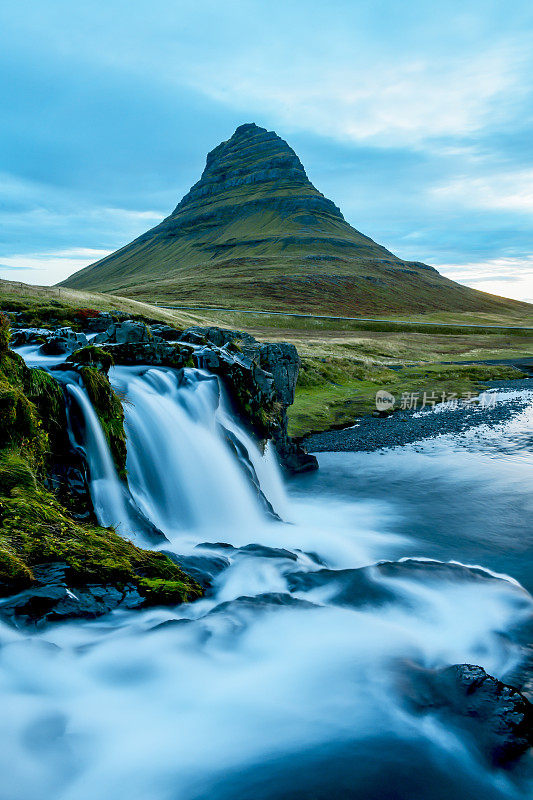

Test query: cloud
[439,256,533,303]
[431,169,533,214]
[189,46,527,147]
[0,249,111,285]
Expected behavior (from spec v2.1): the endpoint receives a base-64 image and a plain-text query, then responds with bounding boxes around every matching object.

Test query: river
[1,350,532,800]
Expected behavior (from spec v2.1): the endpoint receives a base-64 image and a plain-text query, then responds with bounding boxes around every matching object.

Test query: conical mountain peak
[61,124,518,317]
[173,123,317,216]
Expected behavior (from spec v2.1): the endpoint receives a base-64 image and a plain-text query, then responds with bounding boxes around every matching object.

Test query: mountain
[61,123,529,316]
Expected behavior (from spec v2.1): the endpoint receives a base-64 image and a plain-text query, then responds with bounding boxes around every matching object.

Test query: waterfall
[111,366,286,541]
[64,364,287,544]
[64,381,141,537]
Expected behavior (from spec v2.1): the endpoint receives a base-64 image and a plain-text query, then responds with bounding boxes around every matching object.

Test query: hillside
[61,123,531,317]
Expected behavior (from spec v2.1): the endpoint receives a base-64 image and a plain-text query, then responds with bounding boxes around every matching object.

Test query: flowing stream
[2,353,533,800]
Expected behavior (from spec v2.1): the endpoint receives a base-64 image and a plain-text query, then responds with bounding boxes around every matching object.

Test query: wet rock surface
[0,562,144,627]
[40,327,88,355]
[403,663,533,766]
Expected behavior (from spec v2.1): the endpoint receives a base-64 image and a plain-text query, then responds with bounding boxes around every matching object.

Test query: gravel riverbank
[303,378,533,453]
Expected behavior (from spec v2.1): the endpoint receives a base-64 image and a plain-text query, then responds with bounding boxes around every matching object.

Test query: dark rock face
[94,320,151,345]
[403,663,533,766]
[257,343,300,406]
[0,562,144,626]
[104,340,194,368]
[40,327,88,355]
[10,327,51,346]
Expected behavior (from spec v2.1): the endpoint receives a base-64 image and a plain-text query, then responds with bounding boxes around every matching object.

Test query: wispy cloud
[190,46,527,147]
[439,256,533,303]
[431,169,533,214]
[0,249,111,285]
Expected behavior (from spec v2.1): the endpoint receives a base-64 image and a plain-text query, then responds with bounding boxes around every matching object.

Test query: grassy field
[0,279,209,329]
[288,360,528,438]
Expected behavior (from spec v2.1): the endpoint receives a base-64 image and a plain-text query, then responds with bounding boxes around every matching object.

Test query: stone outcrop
[93,319,152,345]
[403,663,533,766]
[40,327,88,355]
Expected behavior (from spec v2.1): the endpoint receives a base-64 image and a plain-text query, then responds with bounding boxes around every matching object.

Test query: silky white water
[1,362,532,800]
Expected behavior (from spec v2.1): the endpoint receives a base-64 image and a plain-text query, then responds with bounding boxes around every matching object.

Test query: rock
[10,327,52,346]
[40,327,88,355]
[181,326,257,348]
[237,543,298,561]
[150,324,182,341]
[403,663,533,766]
[84,311,114,332]
[287,567,396,607]
[258,342,300,405]
[99,340,193,368]
[94,320,151,345]
[163,552,231,590]
[207,592,318,617]
[0,562,144,626]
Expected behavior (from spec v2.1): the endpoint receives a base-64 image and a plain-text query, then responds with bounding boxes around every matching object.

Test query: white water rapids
[1,356,532,800]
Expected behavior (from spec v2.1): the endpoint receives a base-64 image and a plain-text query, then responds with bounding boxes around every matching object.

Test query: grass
[0,278,210,329]
[288,358,528,438]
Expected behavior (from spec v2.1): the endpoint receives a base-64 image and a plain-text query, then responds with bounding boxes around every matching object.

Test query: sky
[1,0,532,302]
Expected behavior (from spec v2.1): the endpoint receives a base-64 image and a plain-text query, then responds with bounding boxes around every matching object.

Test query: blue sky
[1,0,532,301]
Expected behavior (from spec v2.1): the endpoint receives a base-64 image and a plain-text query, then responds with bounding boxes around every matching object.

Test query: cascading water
[64,381,133,532]
[3,349,533,800]
[110,365,280,538]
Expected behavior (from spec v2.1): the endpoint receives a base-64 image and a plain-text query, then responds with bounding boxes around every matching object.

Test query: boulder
[84,311,114,332]
[403,663,533,766]
[0,562,144,626]
[94,320,151,345]
[10,327,52,347]
[150,324,182,341]
[40,327,88,355]
[181,326,257,348]
[258,342,300,405]
[100,340,194,368]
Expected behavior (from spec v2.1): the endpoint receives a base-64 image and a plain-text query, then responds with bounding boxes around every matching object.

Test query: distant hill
[61,123,531,316]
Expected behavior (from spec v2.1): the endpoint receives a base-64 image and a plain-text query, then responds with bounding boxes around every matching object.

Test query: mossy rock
[78,366,128,479]
[0,449,37,495]
[67,346,115,373]
[0,448,202,604]
[0,317,202,612]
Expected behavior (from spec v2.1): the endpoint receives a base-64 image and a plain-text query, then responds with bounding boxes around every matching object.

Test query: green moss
[79,366,128,479]
[0,461,202,602]
[0,313,9,350]
[0,449,37,495]
[67,346,115,372]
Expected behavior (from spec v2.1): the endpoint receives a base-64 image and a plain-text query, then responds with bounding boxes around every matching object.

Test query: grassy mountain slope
[60,122,532,316]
